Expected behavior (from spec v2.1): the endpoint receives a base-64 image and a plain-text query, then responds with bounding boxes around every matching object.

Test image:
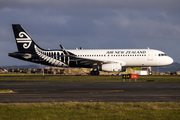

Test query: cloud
[0,0,180,66]
[1,0,180,11]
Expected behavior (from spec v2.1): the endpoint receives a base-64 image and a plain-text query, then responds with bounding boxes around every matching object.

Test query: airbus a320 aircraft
[9,24,173,75]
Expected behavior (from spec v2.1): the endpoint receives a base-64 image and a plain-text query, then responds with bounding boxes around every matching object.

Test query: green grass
[0,73,45,76]
[0,75,179,119]
[0,75,180,82]
[0,102,180,120]
[0,89,13,93]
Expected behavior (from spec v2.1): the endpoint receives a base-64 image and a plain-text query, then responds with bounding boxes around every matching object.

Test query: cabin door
[147,51,153,61]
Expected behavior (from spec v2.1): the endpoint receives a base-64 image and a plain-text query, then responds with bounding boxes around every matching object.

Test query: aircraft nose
[167,57,173,65]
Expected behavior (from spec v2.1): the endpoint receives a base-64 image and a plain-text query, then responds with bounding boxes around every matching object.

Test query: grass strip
[0,76,180,82]
[0,89,13,93]
[0,102,180,120]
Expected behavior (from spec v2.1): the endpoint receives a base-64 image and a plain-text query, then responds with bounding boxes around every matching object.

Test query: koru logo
[16,32,32,49]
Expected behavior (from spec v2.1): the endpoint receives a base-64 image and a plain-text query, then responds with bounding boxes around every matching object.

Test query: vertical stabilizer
[12,24,41,52]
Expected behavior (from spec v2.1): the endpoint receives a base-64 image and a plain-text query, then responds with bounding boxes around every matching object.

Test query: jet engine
[99,63,126,72]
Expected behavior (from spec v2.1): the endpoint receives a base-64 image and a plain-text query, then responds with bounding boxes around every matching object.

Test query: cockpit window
[158,54,166,56]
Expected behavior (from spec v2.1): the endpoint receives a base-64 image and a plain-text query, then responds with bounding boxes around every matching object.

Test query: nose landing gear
[148,67,152,75]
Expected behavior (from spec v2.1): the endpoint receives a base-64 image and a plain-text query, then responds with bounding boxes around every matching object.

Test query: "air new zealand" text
[106,51,146,54]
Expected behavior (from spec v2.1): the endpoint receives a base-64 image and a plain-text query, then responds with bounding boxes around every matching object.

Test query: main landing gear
[90,70,99,75]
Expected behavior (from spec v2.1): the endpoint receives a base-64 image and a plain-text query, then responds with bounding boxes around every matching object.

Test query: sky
[0,0,180,66]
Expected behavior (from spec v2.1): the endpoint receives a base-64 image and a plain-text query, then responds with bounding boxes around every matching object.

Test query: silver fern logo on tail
[16,32,32,49]
[34,45,68,67]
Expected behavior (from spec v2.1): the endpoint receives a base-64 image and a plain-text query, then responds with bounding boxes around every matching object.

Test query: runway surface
[0,82,180,103]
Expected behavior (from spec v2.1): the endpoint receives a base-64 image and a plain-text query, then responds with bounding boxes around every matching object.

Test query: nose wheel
[149,71,152,75]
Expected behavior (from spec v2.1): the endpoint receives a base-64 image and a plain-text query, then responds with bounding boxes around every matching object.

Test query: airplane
[9,24,173,75]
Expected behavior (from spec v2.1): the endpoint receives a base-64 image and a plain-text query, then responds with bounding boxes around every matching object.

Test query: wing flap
[68,54,126,66]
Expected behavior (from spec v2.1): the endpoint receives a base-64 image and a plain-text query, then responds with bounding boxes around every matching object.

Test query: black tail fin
[12,24,41,52]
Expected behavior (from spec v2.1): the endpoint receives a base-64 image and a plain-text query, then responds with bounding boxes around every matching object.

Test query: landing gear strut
[90,70,99,75]
[148,67,152,75]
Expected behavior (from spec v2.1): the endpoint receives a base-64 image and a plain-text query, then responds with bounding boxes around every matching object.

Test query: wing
[60,45,126,66]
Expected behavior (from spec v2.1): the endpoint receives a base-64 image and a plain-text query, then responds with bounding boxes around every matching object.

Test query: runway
[0,82,180,103]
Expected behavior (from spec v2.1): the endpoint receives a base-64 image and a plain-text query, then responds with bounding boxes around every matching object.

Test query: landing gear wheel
[95,71,99,75]
[90,71,99,75]
[90,71,94,75]
[149,71,152,75]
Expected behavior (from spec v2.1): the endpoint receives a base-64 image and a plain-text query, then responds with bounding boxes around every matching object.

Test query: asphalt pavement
[0,81,180,103]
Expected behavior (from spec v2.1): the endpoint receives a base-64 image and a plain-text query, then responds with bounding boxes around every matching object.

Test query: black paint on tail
[12,24,42,53]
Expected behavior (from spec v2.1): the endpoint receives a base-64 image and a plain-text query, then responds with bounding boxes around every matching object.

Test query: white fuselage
[68,49,173,67]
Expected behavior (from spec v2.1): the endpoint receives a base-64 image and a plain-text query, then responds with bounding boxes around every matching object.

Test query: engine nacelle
[99,63,124,72]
